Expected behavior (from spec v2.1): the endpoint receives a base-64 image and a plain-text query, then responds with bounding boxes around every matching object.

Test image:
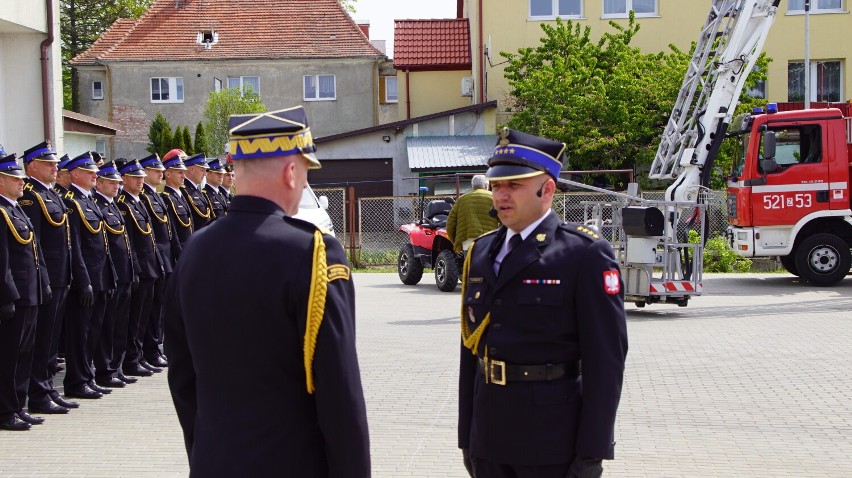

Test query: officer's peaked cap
[66,152,99,172]
[97,161,122,181]
[228,106,321,169]
[0,151,25,178]
[116,158,146,177]
[486,128,566,182]
[140,153,165,171]
[23,140,59,164]
[184,153,208,169]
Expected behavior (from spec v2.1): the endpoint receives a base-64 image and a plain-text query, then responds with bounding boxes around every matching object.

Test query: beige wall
[398,69,474,119]
[76,58,382,159]
[0,0,63,156]
[469,0,851,120]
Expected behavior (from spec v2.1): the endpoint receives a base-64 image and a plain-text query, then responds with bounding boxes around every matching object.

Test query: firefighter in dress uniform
[181,153,213,230]
[139,154,173,369]
[458,129,628,478]
[0,149,50,430]
[219,161,235,211]
[202,158,227,220]
[160,151,193,257]
[19,142,79,414]
[164,106,370,476]
[62,152,117,400]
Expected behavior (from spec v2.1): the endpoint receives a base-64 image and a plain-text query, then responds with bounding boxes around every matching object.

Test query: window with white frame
[304,75,336,101]
[788,60,843,102]
[213,77,223,92]
[227,76,260,95]
[95,139,107,161]
[529,0,582,18]
[382,76,398,103]
[788,0,843,13]
[92,81,104,100]
[746,66,766,99]
[150,77,184,103]
[603,0,657,17]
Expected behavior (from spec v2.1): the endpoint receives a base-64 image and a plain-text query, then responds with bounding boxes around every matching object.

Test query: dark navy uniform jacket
[181,179,212,231]
[217,186,232,212]
[0,200,49,306]
[20,178,71,288]
[161,186,193,258]
[202,183,226,221]
[63,187,116,293]
[459,212,628,466]
[164,195,370,478]
[94,191,136,285]
[142,183,177,272]
[117,191,164,280]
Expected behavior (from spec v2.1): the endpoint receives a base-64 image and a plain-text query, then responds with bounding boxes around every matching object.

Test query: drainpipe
[40,0,55,142]
[405,69,411,119]
[478,0,484,103]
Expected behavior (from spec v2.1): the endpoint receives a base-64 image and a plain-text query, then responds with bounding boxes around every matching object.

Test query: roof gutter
[40,0,55,142]
[477,0,484,103]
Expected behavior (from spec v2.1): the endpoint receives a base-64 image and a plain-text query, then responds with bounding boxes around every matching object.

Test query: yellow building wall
[399,69,474,119]
[468,0,851,122]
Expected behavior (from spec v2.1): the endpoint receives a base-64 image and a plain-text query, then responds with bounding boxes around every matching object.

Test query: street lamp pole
[804,0,811,108]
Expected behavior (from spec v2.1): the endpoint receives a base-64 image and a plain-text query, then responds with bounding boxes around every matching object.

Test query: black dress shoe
[122,365,153,377]
[51,395,79,409]
[96,377,126,388]
[116,372,138,384]
[87,382,112,394]
[139,360,163,373]
[64,385,103,399]
[145,355,168,367]
[17,411,45,425]
[0,416,31,431]
[29,401,69,415]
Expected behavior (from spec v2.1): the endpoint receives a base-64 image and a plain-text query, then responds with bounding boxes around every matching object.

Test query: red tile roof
[393,19,471,70]
[71,0,383,66]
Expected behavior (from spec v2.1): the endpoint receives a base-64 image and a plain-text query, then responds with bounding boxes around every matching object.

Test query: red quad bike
[397,195,463,292]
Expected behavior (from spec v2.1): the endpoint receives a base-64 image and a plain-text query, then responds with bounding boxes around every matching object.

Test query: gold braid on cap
[303,230,328,394]
[460,240,490,355]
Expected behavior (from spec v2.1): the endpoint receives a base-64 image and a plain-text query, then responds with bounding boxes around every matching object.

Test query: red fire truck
[726,105,852,285]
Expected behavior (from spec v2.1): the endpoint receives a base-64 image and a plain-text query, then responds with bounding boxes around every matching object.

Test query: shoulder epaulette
[283,214,320,233]
[562,223,600,241]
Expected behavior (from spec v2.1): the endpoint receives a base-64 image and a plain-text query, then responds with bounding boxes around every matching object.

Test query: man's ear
[281,158,297,189]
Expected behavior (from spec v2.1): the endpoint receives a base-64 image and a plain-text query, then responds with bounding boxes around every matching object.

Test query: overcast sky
[351,0,458,58]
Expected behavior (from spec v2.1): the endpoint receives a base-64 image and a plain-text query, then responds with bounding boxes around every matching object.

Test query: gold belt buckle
[489,359,506,386]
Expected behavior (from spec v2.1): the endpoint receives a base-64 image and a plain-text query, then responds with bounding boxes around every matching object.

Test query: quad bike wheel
[435,249,459,292]
[398,243,424,285]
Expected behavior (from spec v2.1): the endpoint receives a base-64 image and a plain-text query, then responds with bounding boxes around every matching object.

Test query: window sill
[304,97,337,102]
[528,15,585,21]
[785,9,848,15]
[150,100,185,104]
[601,13,660,19]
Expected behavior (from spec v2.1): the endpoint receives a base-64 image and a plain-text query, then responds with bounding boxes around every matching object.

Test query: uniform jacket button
[490,347,498,355]
[535,297,541,304]
[494,299,502,306]
[492,323,501,330]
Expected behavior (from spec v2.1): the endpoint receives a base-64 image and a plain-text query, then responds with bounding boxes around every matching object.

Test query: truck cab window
[758,125,821,174]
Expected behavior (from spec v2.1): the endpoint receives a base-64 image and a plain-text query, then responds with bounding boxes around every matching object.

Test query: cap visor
[35,155,60,163]
[302,152,322,170]
[485,164,545,182]
[123,171,148,178]
[0,169,26,178]
[78,165,100,172]
[144,164,166,171]
[168,164,188,171]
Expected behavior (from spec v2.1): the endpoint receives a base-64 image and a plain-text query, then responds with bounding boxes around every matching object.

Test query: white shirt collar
[505,209,551,246]
[0,194,17,207]
[28,177,52,190]
[72,183,91,198]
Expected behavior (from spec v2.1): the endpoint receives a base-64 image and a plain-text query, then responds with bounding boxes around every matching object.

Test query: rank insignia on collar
[603,270,620,294]
[536,233,546,242]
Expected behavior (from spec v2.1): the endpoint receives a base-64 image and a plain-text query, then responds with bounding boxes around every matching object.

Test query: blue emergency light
[766,103,778,114]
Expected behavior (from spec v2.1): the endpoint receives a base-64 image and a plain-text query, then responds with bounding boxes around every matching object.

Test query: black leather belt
[478,357,580,386]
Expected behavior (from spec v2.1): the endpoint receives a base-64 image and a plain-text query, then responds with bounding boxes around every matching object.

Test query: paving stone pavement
[1,272,850,477]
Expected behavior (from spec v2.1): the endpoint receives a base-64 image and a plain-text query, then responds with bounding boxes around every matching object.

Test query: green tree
[339,0,357,13]
[194,122,209,157]
[501,14,768,190]
[181,126,194,155]
[203,86,266,159]
[171,125,186,153]
[146,112,172,157]
[61,0,154,111]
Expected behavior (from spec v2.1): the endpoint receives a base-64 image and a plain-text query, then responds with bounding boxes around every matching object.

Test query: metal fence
[347,189,730,267]
[313,187,347,244]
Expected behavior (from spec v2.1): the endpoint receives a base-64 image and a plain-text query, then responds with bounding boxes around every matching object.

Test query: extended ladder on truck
[570,0,780,307]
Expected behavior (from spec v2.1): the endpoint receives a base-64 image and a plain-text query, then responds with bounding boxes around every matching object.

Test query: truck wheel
[435,250,459,292]
[779,254,799,277]
[794,233,851,286]
[398,243,423,285]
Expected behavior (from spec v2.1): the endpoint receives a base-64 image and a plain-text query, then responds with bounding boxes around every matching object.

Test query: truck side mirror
[762,130,776,160]
[760,158,779,174]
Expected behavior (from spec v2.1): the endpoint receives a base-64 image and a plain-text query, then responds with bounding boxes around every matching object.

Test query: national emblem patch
[603,270,620,295]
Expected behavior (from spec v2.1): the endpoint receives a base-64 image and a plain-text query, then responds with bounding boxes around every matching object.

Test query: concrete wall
[77,58,382,159]
[64,132,104,160]
[317,105,497,197]
[469,0,852,117]
[399,69,474,119]
[0,0,62,156]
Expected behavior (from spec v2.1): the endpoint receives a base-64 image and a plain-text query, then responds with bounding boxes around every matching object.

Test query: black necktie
[498,234,523,275]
